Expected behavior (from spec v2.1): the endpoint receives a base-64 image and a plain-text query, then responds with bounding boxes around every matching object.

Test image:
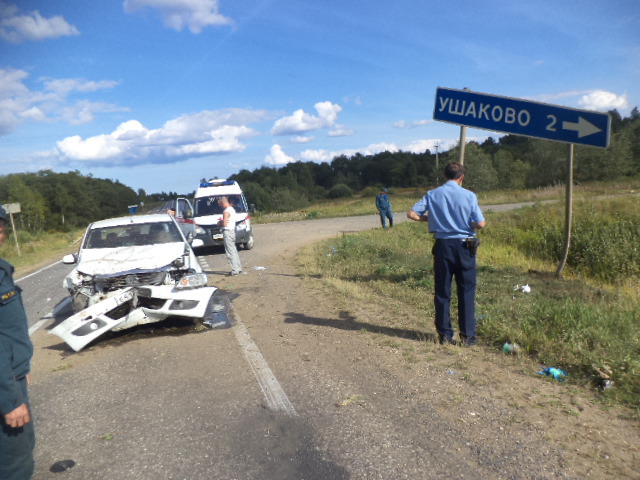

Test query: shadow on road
[284,310,436,343]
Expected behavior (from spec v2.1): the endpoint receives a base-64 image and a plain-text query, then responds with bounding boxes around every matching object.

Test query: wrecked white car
[51,214,217,352]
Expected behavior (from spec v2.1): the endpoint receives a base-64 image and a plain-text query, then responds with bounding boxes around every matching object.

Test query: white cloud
[123,0,233,33]
[42,78,121,95]
[290,135,314,144]
[59,100,126,125]
[300,142,400,163]
[342,95,362,106]
[393,119,433,129]
[264,144,295,166]
[55,108,266,165]
[298,139,463,164]
[57,134,124,161]
[328,125,354,137]
[411,119,432,127]
[0,68,124,135]
[0,4,79,43]
[578,90,629,111]
[530,90,629,112]
[270,101,343,135]
[171,125,254,155]
[298,149,334,163]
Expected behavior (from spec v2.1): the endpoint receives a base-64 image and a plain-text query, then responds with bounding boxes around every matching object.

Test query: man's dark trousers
[379,209,393,228]
[432,238,476,341]
[0,377,35,480]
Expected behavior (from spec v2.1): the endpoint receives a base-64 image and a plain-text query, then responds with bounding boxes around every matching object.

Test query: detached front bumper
[50,285,217,352]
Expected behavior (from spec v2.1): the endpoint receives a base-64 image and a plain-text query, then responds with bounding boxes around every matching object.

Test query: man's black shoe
[460,336,478,347]
[438,335,454,345]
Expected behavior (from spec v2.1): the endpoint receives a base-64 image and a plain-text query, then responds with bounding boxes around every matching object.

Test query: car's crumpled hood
[76,243,186,276]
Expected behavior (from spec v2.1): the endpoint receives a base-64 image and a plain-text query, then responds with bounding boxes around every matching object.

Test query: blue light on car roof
[199,180,236,187]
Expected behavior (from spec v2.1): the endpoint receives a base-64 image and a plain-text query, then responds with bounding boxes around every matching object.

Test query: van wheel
[243,234,254,250]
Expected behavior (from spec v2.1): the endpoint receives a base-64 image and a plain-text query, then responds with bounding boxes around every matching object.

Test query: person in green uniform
[0,205,35,480]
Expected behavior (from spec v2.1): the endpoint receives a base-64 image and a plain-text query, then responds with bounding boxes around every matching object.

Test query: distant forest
[231,108,639,211]
[1,108,638,231]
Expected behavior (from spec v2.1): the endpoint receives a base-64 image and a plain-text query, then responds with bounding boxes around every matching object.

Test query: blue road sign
[433,87,610,148]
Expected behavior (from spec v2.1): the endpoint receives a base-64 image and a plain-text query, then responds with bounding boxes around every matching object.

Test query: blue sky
[1,0,638,194]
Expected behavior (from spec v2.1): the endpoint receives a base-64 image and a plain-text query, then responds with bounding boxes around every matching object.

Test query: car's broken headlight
[176,273,208,289]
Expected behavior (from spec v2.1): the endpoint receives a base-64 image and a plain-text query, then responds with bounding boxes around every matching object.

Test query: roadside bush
[329,184,354,199]
[485,197,640,284]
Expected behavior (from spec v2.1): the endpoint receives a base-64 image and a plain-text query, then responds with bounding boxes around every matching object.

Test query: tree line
[232,108,639,211]
[1,108,638,231]
[0,170,143,232]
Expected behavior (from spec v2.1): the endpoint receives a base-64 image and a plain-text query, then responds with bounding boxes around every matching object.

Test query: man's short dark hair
[444,162,465,180]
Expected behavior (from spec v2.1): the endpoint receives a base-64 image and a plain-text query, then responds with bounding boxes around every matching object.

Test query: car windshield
[195,195,246,216]
[84,221,183,249]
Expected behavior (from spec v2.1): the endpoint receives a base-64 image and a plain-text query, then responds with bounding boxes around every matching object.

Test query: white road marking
[29,297,71,337]
[29,319,49,337]
[200,254,295,413]
[230,303,297,416]
[16,259,63,283]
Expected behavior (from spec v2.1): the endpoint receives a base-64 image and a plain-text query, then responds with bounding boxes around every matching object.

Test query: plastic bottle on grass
[503,342,520,354]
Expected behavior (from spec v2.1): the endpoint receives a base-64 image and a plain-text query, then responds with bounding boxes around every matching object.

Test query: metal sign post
[1,203,21,256]
[457,88,470,165]
[556,144,574,277]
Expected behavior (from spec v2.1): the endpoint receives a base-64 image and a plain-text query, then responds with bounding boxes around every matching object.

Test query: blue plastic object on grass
[538,367,568,381]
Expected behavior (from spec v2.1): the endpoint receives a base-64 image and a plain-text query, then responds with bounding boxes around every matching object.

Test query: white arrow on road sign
[562,117,602,138]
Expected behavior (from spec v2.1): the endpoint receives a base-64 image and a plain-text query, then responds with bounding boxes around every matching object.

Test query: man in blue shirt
[407,162,486,346]
[0,205,35,480]
[375,187,394,229]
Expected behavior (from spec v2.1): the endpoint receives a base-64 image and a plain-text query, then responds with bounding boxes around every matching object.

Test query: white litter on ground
[514,284,531,293]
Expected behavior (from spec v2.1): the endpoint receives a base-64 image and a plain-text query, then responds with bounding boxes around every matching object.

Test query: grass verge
[0,229,84,277]
[298,195,640,410]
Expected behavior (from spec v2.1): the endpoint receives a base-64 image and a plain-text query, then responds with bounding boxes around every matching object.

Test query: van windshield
[195,195,246,216]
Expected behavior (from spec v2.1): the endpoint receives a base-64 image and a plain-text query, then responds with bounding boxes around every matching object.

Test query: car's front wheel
[243,234,254,250]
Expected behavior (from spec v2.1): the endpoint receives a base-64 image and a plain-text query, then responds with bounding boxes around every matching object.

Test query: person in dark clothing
[407,163,486,346]
[0,205,35,480]
[375,187,394,229]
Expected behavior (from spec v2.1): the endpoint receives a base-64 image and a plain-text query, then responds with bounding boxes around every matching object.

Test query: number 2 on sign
[546,115,557,131]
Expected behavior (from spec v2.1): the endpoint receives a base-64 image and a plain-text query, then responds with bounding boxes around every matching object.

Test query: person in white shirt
[217,196,243,276]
